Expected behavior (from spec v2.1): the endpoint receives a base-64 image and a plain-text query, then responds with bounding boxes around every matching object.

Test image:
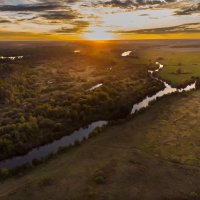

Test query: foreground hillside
[1,89,200,200]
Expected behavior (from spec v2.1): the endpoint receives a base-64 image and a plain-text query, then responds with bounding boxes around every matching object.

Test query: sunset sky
[0,0,200,40]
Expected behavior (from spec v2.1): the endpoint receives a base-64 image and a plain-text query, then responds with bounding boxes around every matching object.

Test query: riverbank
[1,89,200,200]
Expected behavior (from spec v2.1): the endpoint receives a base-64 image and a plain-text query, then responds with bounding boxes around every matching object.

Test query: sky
[0,0,200,40]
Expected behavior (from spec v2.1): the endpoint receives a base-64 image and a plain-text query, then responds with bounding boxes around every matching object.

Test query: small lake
[121,51,132,57]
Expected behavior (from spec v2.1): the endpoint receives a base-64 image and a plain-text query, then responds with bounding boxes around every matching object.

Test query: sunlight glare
[82,27,115,40]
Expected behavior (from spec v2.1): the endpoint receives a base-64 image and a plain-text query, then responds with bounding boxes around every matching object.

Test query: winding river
[0,62,196,169]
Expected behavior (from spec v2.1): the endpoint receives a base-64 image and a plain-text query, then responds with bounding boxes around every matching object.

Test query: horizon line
[1,38,200,42]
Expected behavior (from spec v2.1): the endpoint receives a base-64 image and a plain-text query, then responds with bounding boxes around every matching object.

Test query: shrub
[0,168,9,179]
[94,170,106,185]
[53,123,63,132]
[176,68,182,74]
[38,117,54,129]
[38,177,54,187]
[190,191,198,199]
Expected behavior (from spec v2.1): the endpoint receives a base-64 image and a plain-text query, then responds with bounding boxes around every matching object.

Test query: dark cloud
[0,1,82,24]
[93,0,177,9]
[55,20,90,33]
[0,0,79,6]
[56,27,83,33]
[40,10,77,20]
[0,19,11,23]
[36,0,79,3]
[0,1,83,25]
[112,23,200,34]
[175,3,200,15]
[0,4,62,12]
[0,0,81,12]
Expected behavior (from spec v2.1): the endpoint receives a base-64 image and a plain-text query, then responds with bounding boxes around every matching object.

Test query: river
[0,62,196,169]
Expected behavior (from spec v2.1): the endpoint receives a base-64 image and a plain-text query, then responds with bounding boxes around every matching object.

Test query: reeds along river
[0,62,196,170]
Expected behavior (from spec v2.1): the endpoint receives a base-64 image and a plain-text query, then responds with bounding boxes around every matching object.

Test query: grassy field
[1,90,200,199]
[139,46,200,86]
[158,51,200,86]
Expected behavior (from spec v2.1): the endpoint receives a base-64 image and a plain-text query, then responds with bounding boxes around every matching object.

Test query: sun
[82,27,115,40]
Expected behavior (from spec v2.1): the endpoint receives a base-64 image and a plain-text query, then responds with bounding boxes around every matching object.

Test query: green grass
[137,50,199,87]
[137,47,200,86]
[158,52,200,86]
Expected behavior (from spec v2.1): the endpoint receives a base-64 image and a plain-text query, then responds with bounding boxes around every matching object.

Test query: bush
[53,123,63,132]
[189,191,198,199]
[38,177,54,187]
[32,158,42,166]
[94,170,106,185]
[176,68,182,74]
[38,117,54,129]
[0,168,9,179]
[74,140,81,146]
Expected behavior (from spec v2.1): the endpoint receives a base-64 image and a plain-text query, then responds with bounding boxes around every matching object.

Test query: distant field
[158,51,200,86]
[140,47,200,86]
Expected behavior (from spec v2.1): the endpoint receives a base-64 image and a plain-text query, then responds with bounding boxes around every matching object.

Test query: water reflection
[89,83,103,91]
[0,56,23,60]
[122,51,132,57]
[131,63,196,114]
